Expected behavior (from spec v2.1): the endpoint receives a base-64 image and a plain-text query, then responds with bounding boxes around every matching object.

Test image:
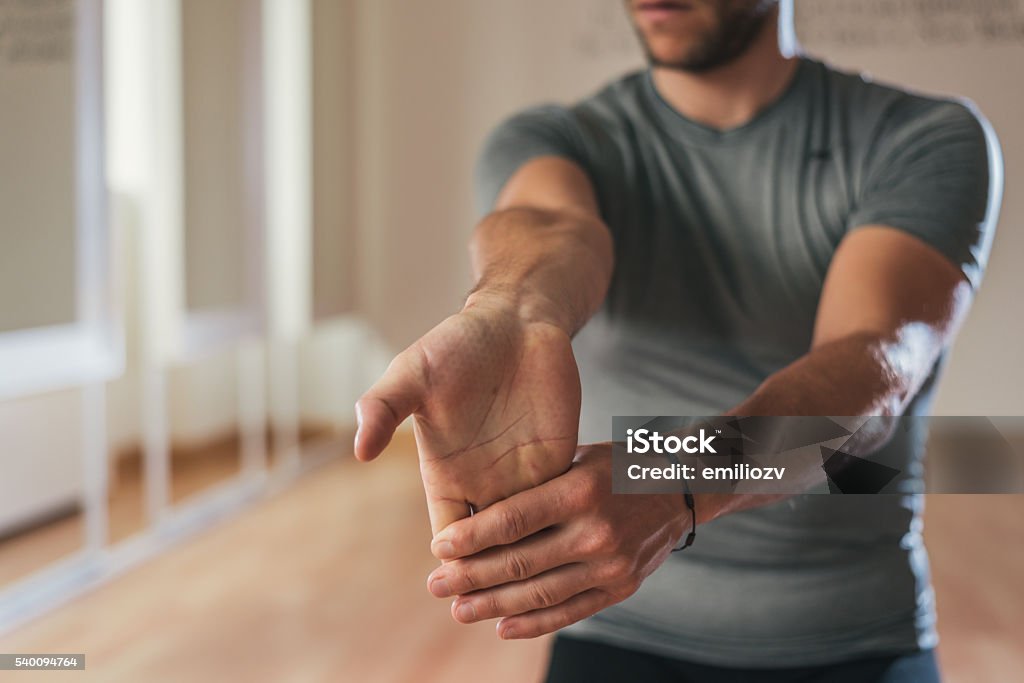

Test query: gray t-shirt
[474,57,1000,667]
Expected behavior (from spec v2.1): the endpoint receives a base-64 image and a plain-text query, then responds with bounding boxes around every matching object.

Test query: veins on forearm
[467,208,613,333]
[733,330,938,459]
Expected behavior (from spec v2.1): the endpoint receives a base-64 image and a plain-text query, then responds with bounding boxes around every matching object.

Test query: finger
[424,492,472,537]
[450,563,593,623]
[430,469,588,559]
[353,347,428,462]
[495,588,614,640]
[428,527,565,597]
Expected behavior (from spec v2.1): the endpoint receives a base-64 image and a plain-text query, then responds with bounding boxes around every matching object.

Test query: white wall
[0,0,78,334]
[181,0,252,313]
[0,391,84,532]
[0,0,370,534]
[0,0,100,531]
[311,0,357,320]
[351,0,644,349]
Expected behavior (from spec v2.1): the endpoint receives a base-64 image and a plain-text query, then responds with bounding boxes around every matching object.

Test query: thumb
[354,349,427,462]
[425,493,473,538]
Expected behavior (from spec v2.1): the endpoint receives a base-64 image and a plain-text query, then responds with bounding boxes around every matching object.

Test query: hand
[354,291,582,534]
[424,444,689,639]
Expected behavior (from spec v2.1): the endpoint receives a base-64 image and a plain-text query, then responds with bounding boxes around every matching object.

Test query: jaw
[630,0,780,73]
[630,1,720,67]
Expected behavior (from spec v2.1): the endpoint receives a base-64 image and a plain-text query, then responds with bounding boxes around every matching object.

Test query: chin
[644,40,696,66]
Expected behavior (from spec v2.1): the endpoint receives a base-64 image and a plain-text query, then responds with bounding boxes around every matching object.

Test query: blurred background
[0,1,1022,681]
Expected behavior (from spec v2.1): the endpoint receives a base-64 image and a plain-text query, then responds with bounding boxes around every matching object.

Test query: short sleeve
[848,99,1002,289]
[473,105,589,216]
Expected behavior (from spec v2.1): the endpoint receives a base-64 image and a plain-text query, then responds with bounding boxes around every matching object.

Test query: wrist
[690,492,733,527]
[464,285,575,334]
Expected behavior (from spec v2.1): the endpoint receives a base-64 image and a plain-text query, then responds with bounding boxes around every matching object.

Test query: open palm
[355,299,581,534]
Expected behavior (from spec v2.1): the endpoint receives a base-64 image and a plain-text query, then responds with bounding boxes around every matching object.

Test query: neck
[651,11,799,131]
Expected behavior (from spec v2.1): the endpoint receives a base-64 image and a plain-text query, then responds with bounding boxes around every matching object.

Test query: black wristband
[660,446,696,552]
[672,491,696,552]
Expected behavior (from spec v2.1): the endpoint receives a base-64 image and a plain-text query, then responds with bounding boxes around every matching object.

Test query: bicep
[493,155,601,219]
[473,104,602,219]
[812,225,974,371]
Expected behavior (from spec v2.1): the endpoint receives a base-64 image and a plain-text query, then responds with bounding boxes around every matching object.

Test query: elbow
[838,327,945,455]
[863,334,914,418]
[865,322,946,417]
[808,323,947,418]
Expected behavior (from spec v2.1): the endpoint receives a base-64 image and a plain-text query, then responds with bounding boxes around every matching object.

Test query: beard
[637,2,775,73]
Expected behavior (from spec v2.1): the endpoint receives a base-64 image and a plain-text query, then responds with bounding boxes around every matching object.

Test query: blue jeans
[544,635,940,683]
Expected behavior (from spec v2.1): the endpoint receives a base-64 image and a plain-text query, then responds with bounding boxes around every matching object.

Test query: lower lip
[637,5,690,22]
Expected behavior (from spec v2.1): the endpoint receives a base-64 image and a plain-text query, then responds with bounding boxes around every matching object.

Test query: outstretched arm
[693,225,974,522]
[425,226,975,637]
[354,156,612,534]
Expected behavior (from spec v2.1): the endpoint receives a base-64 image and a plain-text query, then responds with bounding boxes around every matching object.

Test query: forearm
[467,207,614,335]
[695,331,936,525]
[735,331,922,444]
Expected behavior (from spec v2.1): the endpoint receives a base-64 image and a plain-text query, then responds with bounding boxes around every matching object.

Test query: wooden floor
[926,495,1024,681]
[0,429,333,588]
[0,441,243,588]
[0,438,550,683]
[0,437,1021,682]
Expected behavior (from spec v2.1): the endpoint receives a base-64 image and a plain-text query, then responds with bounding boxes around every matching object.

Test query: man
[355,1,1000,681]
